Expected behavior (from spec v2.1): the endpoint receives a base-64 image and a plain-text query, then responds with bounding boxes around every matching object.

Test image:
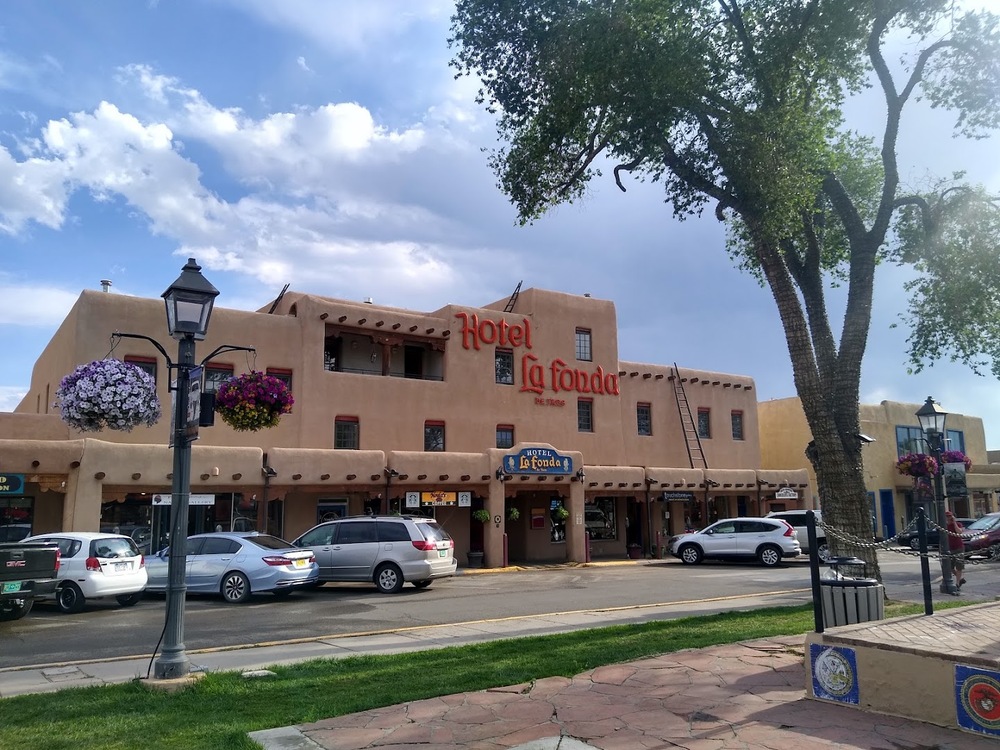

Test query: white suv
[765,509,829,561]
[669,517,801,567]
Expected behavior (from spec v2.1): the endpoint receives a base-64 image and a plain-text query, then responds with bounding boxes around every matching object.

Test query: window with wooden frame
[637,403,652,436]
[697,408,712,439]
[124,356,157,385]
[496,424,514,449]
[495,348,514,385]
[203,363,234,394]
[424,420,445,451]
[577,398,594,432]
[334,416,360,449]
[266,368,293,411]
[575,328,592,361]
[731,410,744,441]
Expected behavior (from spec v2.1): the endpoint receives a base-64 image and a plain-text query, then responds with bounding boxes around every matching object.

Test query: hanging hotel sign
[775,488,799,500]
[503,448,574,475]
[456,312,619,397]
[0,474,25,494]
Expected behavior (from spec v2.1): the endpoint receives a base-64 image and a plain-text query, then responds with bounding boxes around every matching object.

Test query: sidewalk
[4,560,994,749]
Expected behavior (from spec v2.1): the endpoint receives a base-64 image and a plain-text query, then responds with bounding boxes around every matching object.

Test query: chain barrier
[817,518,1000,567]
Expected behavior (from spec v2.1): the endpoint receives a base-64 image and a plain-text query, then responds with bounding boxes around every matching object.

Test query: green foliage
[472,508,491,522]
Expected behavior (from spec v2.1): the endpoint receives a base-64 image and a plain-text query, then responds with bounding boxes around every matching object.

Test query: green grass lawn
[0,600,964,750]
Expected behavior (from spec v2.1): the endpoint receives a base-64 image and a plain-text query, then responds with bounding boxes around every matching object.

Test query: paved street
[1,548,994,671]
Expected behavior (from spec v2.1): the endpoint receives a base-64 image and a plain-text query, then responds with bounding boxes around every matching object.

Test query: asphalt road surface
[1,549,995,670]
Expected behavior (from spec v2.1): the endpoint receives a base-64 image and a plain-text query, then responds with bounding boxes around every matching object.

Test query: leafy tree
[450,0,1000,577]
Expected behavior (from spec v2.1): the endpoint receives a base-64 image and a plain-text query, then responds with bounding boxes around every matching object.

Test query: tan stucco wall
[760,397,999,535]
[4,285,807,565]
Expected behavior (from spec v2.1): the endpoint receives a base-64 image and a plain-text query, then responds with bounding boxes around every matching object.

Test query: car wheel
[220,571,251,604]
[0,598,32,621]
[374,563,404,594]
[57,582,86,614]
[678,544,703,565]
[758,545,782,568]
[816,540,832,562]
[908,537,921,550]
[411,580,432,589]
[990,545,1000,561]
[115,592,142,607]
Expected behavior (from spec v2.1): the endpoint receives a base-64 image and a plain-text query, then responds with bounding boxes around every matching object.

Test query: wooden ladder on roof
[671,363,708,469]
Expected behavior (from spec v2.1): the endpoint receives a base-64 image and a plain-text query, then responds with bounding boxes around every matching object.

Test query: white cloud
[0,284,79,325]
[296,56,312,73]
[0,386,27,412]
[222,0,453,51]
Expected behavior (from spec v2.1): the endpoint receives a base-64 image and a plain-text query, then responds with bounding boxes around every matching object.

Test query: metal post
[916,506,933,615]
[806,510,824,633]
[154,334,195,679]
[931,441,954,594]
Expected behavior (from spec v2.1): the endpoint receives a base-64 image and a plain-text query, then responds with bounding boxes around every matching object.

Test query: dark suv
[292,515,457,593]
[963,513,1000,559]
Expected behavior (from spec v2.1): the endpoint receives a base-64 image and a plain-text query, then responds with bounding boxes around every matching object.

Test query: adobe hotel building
[2,284,809,566]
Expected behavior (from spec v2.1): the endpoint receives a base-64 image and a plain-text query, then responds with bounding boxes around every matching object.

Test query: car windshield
[240,534,296,550]
[966,515,1000,531]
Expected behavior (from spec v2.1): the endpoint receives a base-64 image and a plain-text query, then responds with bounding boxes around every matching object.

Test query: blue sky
[1,1,999,446]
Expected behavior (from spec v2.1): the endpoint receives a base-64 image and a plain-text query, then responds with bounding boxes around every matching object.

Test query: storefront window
[550,498,568,542]
[585,498,617,540]
[0,497,33,541]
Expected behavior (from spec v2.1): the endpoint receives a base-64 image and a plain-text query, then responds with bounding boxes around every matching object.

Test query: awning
[755,469,811,488]
[645,467,704,489]
[584,465,647,491]
[704,469,758,489]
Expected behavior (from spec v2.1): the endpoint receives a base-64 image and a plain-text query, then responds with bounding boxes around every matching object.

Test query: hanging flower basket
[507,507,520,522]
[472,509,491,523]
[215,371,294,432]
[941,450,973,470]
[895,452,938,478]
[54,359,161,433]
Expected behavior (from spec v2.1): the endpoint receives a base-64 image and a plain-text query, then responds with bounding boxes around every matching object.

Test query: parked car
[145,532,317,603]
[292,515,456,593]
[896,517,975,550]
[23,532,147,614]
[963,513,1000,559]
[669,517,801,567]
[0,524,33,543]
[764,509,829,561]
[0,540,60,621]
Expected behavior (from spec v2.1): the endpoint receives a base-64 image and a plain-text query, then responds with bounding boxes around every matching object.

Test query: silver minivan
[292,515,457,593]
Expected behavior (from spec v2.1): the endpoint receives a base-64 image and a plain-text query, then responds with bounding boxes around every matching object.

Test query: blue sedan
[145,532,318,603]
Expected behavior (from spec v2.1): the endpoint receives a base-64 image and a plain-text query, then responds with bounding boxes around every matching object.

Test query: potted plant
[507,507,520,522]
[472,509,491,523]
[53,359,161,433]
[553,506,570,522]
[895,452,938,478]
[215,371,294,432]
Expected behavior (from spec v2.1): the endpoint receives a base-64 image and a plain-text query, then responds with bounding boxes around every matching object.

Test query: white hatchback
[24,532,148,613]
[669,517,801,567]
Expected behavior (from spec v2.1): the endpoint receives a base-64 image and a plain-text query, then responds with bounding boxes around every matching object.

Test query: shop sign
[503,448,573,475]
[151,494,216,506]
[661,491,695,502]
[456,312,619,397]
[775,488,799,500]
[0,474,25,494]
[405,491,470,507]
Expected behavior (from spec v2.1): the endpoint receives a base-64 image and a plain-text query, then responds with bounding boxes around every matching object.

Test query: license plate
[293,559,306,568]
[2,581,22,594]
[114,563,129,572]
[438,550,447,558]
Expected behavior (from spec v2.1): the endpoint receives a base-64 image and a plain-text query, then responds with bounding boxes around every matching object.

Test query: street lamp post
[155,258,219,679]
[916,396,954,595]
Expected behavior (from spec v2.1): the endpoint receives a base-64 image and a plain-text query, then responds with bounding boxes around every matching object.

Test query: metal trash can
[819,577,884,627]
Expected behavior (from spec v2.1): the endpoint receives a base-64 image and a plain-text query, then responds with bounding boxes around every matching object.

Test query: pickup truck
[0,542,60,621]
